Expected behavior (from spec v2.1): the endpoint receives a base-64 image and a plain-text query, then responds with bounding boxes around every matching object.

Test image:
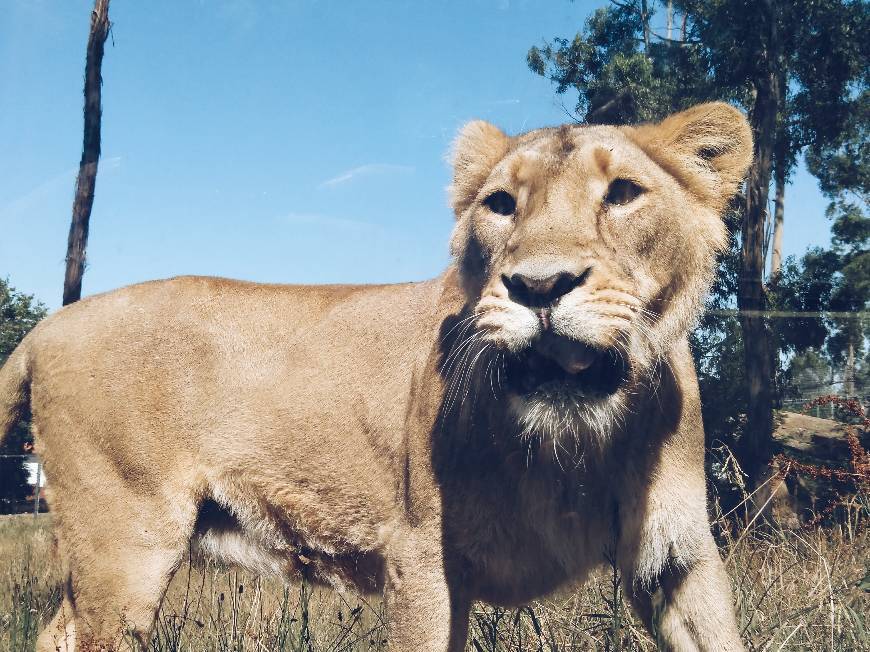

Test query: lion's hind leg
[37,482,199,651]
[37,584,75,652]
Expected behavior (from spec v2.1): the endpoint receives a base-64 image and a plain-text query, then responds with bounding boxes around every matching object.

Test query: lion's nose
[501,268,590,308]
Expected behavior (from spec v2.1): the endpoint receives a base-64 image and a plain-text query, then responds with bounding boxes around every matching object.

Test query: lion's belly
[192,497,388,594]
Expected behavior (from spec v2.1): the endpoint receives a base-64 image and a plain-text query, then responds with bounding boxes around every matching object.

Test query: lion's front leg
[384,526,470,652]
[623,538,743,652]
[617,482,743,651]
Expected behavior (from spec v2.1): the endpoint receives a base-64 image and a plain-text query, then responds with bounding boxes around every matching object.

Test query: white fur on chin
[508,386,628,455]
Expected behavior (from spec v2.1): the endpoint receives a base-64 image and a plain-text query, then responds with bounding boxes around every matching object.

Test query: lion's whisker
[443,331,487,417]
[438,313,480,344]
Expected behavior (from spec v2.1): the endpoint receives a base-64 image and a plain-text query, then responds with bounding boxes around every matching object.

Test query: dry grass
[0,515,61,651]
[0,513,867,651]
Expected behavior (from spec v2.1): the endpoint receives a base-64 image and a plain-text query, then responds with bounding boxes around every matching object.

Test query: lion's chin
[508,390,627,452]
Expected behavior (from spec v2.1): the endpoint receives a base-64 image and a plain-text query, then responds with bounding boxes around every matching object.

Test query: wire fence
[1,396,866,518]
[0,310,866,516]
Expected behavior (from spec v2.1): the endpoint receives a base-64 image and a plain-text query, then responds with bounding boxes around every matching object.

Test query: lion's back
[24,274,448,487]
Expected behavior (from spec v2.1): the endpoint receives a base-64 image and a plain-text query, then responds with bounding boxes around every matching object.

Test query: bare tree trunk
[769,168,785,278]
[640,0,651,52]
[738,0,780,487]
[667,0,673,40]
[63,0,111,306]
[844,338,856,398]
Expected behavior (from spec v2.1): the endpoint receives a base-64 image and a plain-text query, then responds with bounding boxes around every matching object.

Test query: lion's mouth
[504,333,629,398]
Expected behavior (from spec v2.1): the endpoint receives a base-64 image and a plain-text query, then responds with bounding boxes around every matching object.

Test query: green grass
[1,514,867,651]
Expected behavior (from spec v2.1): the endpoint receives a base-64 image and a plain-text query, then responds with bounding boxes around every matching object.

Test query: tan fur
[0,103,752,651]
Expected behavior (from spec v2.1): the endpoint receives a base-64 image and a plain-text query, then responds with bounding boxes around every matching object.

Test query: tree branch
[650,31,701,45]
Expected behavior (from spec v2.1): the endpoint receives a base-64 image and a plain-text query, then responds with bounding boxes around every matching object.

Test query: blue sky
[1,0,831,311]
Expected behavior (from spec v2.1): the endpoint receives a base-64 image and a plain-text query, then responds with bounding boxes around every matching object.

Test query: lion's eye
[483,190,516,216]
[605,179,644,206]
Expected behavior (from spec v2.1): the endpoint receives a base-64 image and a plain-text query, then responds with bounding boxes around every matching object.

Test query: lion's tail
[0,340,31,448]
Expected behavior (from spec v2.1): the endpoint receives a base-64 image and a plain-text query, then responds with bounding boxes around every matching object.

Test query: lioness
[0,102,751,651]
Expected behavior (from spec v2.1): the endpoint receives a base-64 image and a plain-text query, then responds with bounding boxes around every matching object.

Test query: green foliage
[0,279,46,364]
[528,0,868,170]
[771,250,839,353]
[783,349,835,401]
[0,279,47,513]
[803,101,869,379]
[527,2,718,124]
[778,86,869,381]
[806,90,870,198]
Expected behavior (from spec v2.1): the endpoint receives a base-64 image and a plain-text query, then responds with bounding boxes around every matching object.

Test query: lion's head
[446,103,752,447]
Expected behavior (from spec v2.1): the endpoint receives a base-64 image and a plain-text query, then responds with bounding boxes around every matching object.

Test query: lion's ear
[449,120,510,217]
[632,102,754,211]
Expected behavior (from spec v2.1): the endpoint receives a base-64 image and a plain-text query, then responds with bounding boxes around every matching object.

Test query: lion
[0,102,752,651]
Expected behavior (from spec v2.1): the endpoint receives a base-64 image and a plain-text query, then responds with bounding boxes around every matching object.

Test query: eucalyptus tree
[528,0,868,483]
